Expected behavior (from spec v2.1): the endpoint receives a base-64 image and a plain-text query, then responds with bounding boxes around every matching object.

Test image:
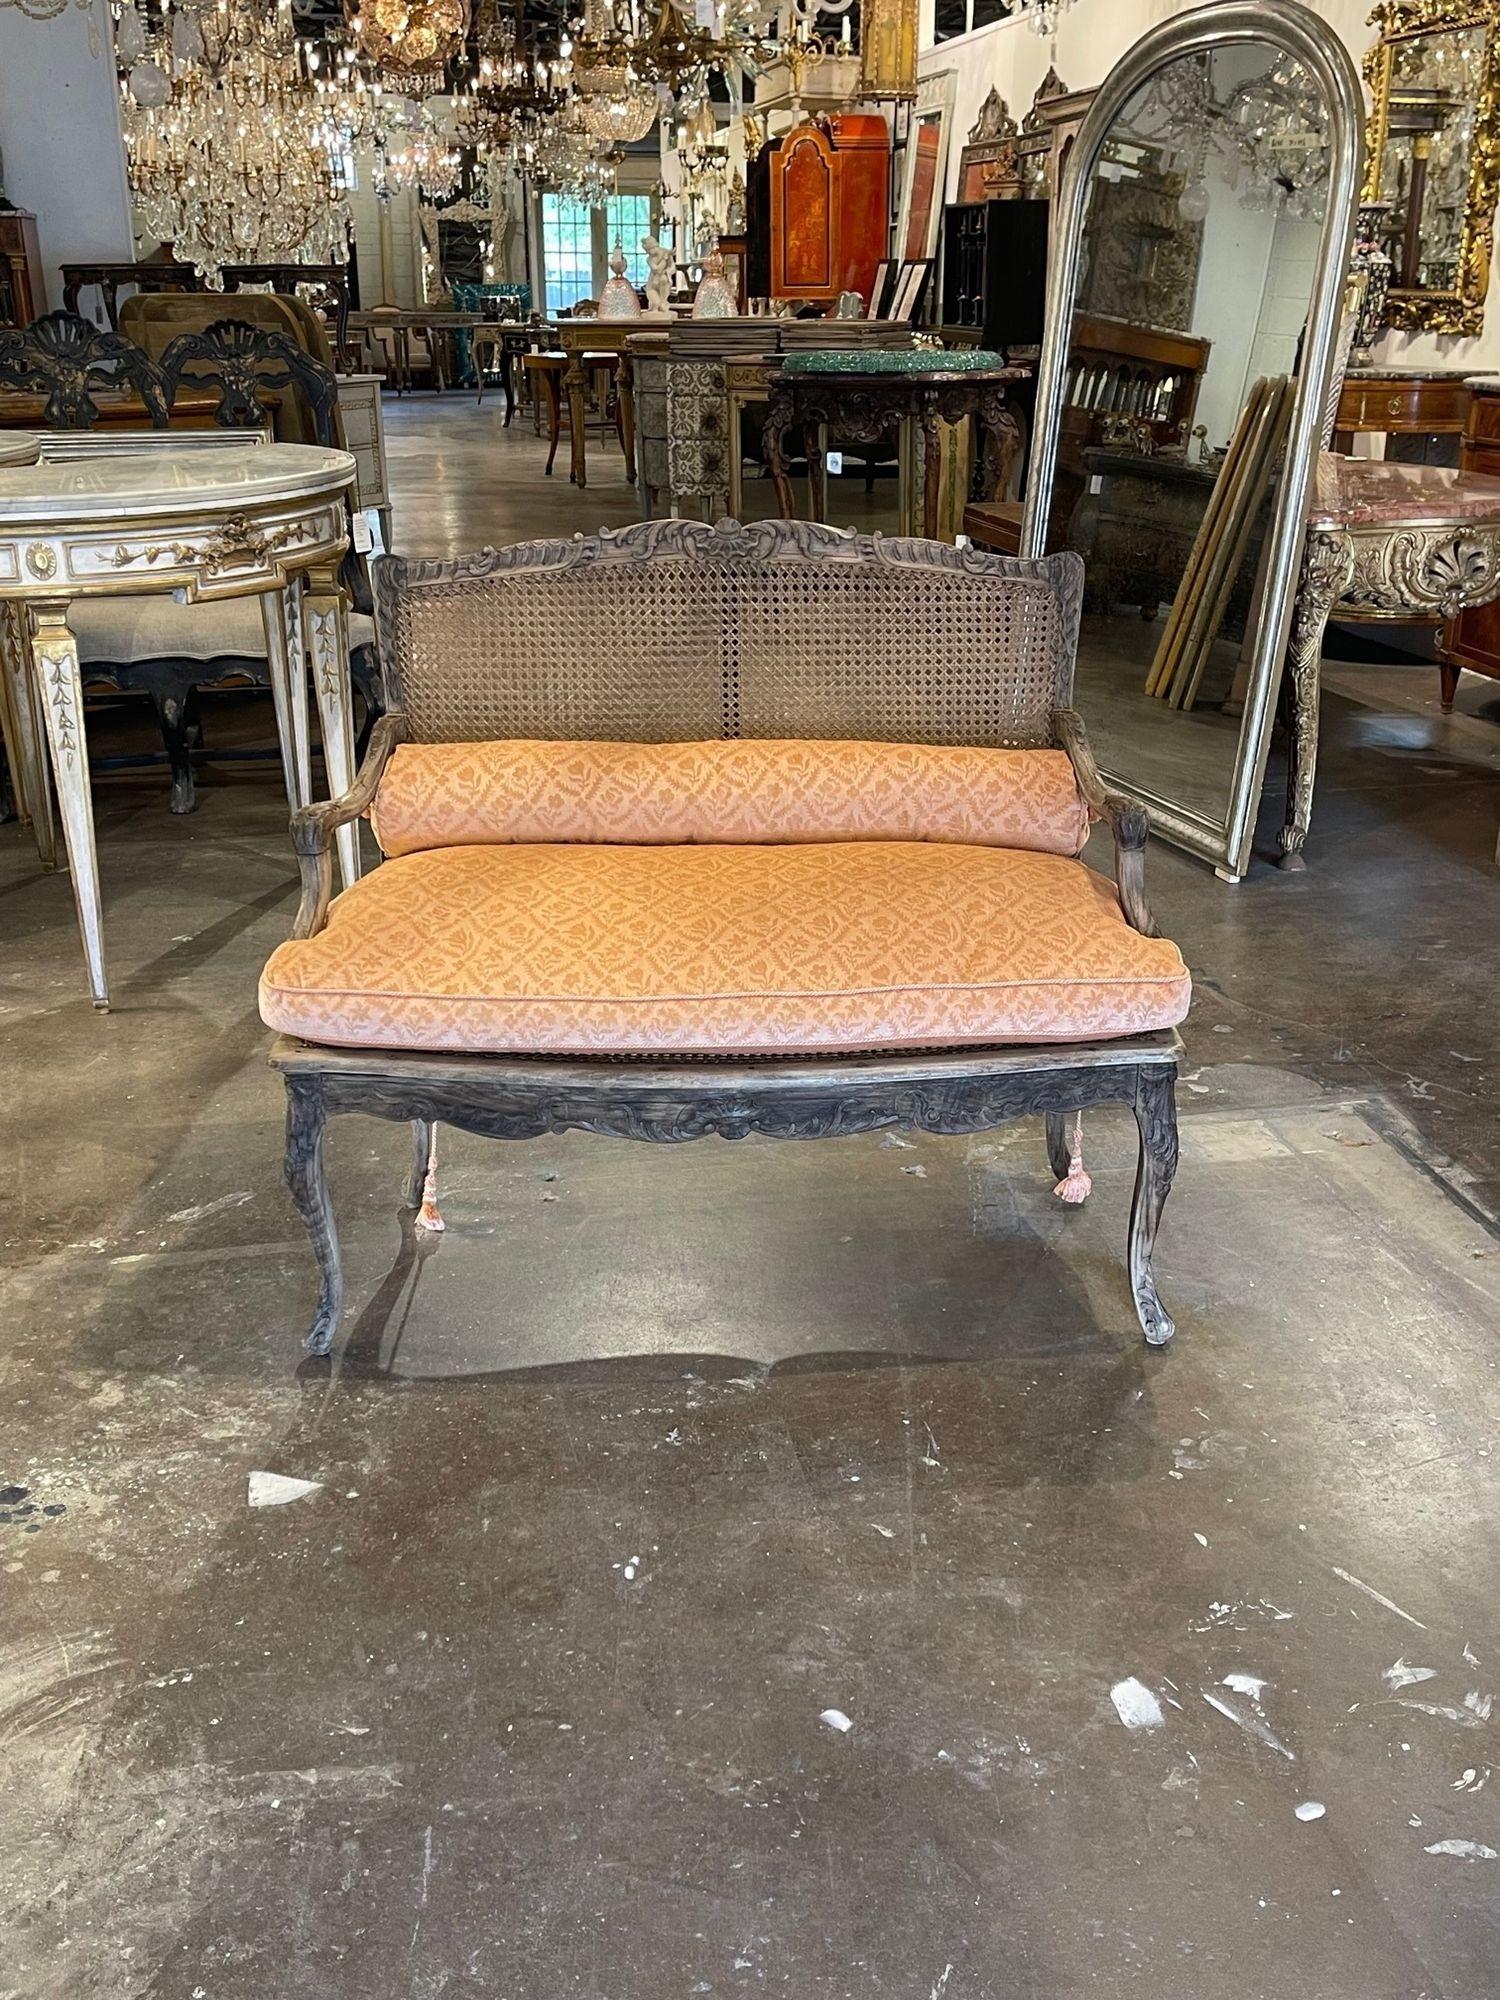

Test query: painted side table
[761,354,1027,539]
[1280,453,1500,868]
[0,440,358,1007]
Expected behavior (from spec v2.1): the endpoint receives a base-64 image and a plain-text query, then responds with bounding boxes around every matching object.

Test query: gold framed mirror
[1363,0,1500,335]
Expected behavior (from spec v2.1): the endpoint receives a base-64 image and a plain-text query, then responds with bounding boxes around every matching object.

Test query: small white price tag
[694,0,715,25]
[353,508,377,555]
[825,450,844,476]
[1088,474,1103,495]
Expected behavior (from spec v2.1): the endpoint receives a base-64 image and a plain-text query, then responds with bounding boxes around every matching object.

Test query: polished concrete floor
[3,397,1499,1999]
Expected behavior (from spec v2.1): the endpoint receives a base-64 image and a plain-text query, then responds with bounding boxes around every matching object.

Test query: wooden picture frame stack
[1146,375,1294,710]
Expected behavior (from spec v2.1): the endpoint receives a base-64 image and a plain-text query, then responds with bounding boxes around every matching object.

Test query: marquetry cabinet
[767,114,890,307]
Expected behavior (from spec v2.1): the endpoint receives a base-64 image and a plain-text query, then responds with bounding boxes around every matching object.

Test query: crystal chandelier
[571,0,756,95]
[350,0,469,92]
[453,0,567,145]
[373,101,464,197]
[1023,0,1073,36]
[1125,50,1330,223]
[118,0,352,286]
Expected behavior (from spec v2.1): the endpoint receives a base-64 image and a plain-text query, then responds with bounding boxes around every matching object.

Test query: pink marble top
[1309,451,1500,531]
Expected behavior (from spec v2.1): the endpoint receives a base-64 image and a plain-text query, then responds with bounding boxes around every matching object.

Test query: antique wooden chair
[261,519,1189,1358]
[61,318,380,811]
[0,308,170,428]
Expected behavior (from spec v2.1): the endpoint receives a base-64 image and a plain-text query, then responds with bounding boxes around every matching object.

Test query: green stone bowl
[779,348,1008,375]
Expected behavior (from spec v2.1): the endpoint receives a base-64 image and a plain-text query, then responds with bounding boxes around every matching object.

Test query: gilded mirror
[1021,0,1362,881]
[1362,0,1500,334]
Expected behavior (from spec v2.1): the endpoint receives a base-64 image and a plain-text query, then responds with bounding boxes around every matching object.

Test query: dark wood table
[762,362,1027,539]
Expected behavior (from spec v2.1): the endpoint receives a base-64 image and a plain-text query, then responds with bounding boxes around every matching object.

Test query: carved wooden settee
[259,519,1190,1356]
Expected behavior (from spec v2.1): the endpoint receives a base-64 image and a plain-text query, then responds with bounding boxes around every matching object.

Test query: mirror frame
[1362,0,1500,335]
[1021,0,1363,881]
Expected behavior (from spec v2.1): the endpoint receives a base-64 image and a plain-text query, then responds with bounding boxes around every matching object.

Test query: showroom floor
[2,399,1498,2000]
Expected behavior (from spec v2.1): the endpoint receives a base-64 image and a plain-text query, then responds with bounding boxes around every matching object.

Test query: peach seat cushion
[260,842,1191,1057]
[369,738,1092,858]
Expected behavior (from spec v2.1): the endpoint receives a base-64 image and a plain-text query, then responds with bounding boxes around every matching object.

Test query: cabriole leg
[1278,531,1352,872]
[284,1077,343,1355]
[1129,1067,1180,1347]
[404,1118,433,1207]
[415,1124,445,1234]
[1044,1112,1072,1183]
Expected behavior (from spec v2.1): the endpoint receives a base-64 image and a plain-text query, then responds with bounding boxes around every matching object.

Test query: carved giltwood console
[1280,453,1500,867]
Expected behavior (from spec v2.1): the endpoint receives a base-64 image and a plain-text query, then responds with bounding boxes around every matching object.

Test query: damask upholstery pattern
[260,841,1191,1056]
[369,738,1092,859]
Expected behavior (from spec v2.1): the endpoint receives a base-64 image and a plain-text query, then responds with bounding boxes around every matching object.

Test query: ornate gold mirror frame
[1363,0,1500,335]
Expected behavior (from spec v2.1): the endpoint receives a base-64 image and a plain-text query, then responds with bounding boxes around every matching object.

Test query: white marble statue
[642,235,675,315]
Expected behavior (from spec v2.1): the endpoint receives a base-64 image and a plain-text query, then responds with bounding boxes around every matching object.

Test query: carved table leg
[763,389,798,521]
[260,583,311,812]
[1,601,55,867]
[1279,530,1353,872]
[807,417,829,526]
[919,400,944,542]
[618,351,638,486]
[303,559,361,892]
[31,603,108,1009]
[1129,1066,1180,1347]
[978,392,1023,506]
[284,1076,343,1355]
[564,350,589,488]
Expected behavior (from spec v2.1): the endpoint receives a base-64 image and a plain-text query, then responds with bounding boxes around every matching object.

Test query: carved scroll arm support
[289,710,408,939]
[1054,705,1156,936]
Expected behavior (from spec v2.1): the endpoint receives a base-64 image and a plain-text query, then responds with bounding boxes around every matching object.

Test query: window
[541,194,595,315]
[540,190,658,309]
[602,193,653,286]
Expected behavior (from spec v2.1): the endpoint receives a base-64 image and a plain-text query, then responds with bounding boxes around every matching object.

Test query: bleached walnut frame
[269,518,1183,1357]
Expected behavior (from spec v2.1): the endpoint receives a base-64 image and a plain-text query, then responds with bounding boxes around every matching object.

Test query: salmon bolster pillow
[369,738,1092,859]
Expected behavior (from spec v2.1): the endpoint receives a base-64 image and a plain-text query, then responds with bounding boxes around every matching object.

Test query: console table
[0,441,358,1007]
[762,356,1027,539]
[1279,453,1500,868]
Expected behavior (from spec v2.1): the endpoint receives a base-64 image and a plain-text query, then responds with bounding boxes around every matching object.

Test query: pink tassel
[415,1129,446,1233]
[1053,1112,1093,1205]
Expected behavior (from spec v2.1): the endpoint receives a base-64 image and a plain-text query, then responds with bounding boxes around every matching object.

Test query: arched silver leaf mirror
[1021,0,1363,881]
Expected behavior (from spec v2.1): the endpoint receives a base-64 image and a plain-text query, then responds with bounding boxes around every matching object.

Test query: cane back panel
[375,519,1084,750]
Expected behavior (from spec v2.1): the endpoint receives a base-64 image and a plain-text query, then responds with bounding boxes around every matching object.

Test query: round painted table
[0,440,357,1008]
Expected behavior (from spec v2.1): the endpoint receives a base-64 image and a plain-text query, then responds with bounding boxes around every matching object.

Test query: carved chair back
[375,519,1083,750]
[159,320,340,447]
[0,309,170,429]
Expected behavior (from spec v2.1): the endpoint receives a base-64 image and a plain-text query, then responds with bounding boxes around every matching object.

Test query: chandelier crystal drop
[1025,0,1074,38]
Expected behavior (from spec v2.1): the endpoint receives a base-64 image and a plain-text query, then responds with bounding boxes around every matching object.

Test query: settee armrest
[1053,707,1158,937]
[289,711,410,939]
